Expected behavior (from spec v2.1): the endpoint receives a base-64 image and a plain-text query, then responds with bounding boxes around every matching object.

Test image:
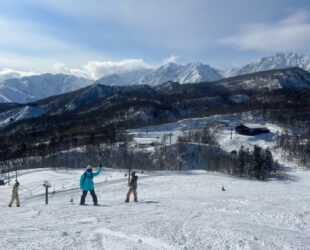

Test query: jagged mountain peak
[157,62,182,71]
[139,61,222,85]
[228,52,310,77]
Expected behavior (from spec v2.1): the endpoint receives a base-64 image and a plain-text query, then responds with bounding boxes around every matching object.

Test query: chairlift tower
[43,181,51,204]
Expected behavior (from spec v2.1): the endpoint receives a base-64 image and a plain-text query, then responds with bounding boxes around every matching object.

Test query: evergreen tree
[253,145,263,180]
[263,147,273,179]
[245,147,252,177]
[237,145,246,176]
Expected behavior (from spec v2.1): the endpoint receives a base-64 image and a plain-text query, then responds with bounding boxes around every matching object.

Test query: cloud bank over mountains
[0,54,178,80]
[2,52,310,83]
[1,52,310,103]
[52,59,153,80]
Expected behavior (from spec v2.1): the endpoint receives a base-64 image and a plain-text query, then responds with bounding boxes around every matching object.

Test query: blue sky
[0,0,310,79]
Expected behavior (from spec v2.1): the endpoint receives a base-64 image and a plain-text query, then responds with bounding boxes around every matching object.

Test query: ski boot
[17,204,20,207]
[125,198,129,203]
[134,198,138,202]
[8,204,12,207]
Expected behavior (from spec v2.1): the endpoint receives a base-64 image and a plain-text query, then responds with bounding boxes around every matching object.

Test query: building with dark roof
[235,124,270,136]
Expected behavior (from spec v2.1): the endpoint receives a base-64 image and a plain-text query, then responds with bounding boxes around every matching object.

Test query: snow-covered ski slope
[0,168,310,249]
[1,113,310,249]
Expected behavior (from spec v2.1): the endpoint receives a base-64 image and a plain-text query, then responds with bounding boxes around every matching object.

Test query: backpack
[82,172,93,184]
[130,176,138,186]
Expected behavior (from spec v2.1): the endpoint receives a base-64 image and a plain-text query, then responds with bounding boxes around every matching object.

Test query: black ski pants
[80,190,98,205]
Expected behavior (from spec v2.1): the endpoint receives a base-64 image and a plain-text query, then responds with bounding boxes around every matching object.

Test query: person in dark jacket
[80,164,102,205]
[125,171,138,202]
[9,180,20,207]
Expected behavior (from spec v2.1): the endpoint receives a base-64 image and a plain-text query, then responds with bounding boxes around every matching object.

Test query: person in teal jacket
[80,164,102,205]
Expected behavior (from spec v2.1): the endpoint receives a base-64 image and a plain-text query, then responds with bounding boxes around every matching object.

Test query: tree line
[274,131,310,169]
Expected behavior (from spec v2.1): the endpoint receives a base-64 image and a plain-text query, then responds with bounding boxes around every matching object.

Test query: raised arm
[92,167,102,177]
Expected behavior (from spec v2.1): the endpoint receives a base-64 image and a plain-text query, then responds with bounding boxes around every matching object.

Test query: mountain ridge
[1,67,309,130]
[226,52,310,77]
[0,73,93,103]
[2,52,310,103]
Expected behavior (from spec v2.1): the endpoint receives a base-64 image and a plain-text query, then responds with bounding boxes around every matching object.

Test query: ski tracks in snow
[95,227,175,250]
[1,169,310,249]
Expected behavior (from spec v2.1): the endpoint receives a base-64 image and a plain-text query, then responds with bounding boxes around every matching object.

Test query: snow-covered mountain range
[138,62,222,86]
[96,52,310,86]
[94,68,153,86]
[1,52,310,103]
[95,62,222,86]
[0,70,37,82]
[226,52,310,77]
[219,67,310,91]
[0,73,92,103]
[1,67,309,130]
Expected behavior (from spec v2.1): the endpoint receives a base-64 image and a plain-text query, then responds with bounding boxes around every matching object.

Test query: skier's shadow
[143,201,160,204]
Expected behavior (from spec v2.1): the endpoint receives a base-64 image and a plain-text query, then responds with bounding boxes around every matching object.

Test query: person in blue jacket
[80,164,102,205]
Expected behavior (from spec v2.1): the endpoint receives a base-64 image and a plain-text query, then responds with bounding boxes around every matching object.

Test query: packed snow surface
[0,167,310,250]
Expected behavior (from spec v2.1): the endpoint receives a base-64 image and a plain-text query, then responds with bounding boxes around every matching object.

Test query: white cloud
[0,53,182,81]
[82,59,151,79]
[220,11,310,52]
[0,17,154,79]
[163,55,180,64]
[49,59,152,80]
[0,68,39,82]
[53,62,66,72]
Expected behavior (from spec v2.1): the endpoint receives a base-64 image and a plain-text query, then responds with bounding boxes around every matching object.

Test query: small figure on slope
[125,171,138,203]
[80,164,102,206]
[9,180,20,207]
